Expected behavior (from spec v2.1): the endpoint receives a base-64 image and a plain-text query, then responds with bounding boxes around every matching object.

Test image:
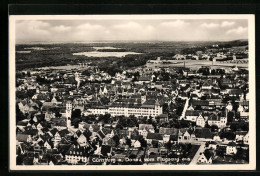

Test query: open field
[15,40,248,71]
[146,59,248,70]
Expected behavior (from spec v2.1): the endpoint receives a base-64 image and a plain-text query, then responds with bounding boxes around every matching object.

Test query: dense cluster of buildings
[15,45,250,165]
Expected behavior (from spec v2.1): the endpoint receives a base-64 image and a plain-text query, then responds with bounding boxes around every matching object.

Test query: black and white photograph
[9,15,256,170]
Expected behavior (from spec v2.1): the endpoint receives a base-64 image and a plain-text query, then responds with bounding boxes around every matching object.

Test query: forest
[16,40,248,71]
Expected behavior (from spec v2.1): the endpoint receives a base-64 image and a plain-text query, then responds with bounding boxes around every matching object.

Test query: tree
[50,107,62,118]
[210,124,219,132]
[16,155,24,165]
[178,119,190,128]
[216,147,225,157]
[233,148,244,160]
[162,103,169,114]
[138,136,147,148]
[99,114,111,123]
[82,70,91,76]
[71,109,81,119]
[241,123,249,131]
[100,97,110,105]
[126,137,132,147]
[72,118,81,128]
[227,111,235,123]
[219,131,235,140]
[27,71,31,77]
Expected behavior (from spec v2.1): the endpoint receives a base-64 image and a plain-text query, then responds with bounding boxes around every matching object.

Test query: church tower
[75,72,80,89]
[66,101,72,127]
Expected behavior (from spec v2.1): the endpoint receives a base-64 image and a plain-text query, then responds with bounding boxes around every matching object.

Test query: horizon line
[16,39,248,45]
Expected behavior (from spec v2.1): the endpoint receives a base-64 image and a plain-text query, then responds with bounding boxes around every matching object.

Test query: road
[189,142,206,165]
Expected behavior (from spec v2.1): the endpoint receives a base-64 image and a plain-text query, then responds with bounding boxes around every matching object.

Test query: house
[17,134,32,143]
[159,127,178,143]
[106,135,119,147]
[78,123,101,136]
[226,142,237,155]
[96,130,106,141]
[132,140,141,148]
[201,81,213,90]
[147,147,160,156]
[65,145,91,164]
[243,132,249,145]
[196,114,206,127]
[51,117,67,130]
[235,131,248,142]
[207,141,218,150]
[77,133,90,147]
[207,112,227,129]
[130,135,142,148]
[44,141,53,150]
[138,124,155,137]
[226,102,233,112]
[102,128,115,139]
[240,111,249,122]
[178,128,193,143]
[239,101,249,110]
[185,110,202,122]
[197,150,213,164]
[146,133,163,145]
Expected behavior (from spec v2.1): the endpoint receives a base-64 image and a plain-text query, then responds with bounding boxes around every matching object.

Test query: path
[189,142,206,165]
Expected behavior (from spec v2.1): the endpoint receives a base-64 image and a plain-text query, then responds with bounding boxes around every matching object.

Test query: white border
[9,15,256,170]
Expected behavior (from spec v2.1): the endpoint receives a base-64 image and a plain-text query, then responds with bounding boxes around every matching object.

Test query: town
[15,42,249,165]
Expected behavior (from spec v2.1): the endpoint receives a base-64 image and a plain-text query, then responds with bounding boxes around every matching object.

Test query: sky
[15,19,248,43]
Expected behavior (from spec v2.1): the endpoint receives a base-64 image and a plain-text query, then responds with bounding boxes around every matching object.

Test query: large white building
[85,96,163,118]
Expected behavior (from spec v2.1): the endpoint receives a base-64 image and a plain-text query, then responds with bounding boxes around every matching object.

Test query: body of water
[73,51,141,57]
[73,46,141,57]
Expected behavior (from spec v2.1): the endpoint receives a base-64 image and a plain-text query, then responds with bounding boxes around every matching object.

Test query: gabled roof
[84,124,100,132]
[65,145,92,156]
[131,135,142,141]
[34,114,45,122]
[195,128,213,139]
[159,127,178,135]
[40,133,52,142]
[190,100,209,106]
[17,134,30,142]
[139,124,154,131]
[146,133,163,140]
[102,128,112,135]
[186,110,201,116]
[240,101,249,106]
[178,128,193,136]
[24,129,38,136]
[228,89,243,94]
[235,131,248,136]
[169,135,178,141]
[149,147,159,154]
[227,142,236,146]
[51,117,67,127]
[97,130,106,139]
[203,149,214,160]
[50,128,59,136]
[37,140,44,147]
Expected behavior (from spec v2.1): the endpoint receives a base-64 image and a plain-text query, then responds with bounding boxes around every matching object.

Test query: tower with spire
[74,72,80,89]
[66,101,72,127]
[155,99,163,115]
